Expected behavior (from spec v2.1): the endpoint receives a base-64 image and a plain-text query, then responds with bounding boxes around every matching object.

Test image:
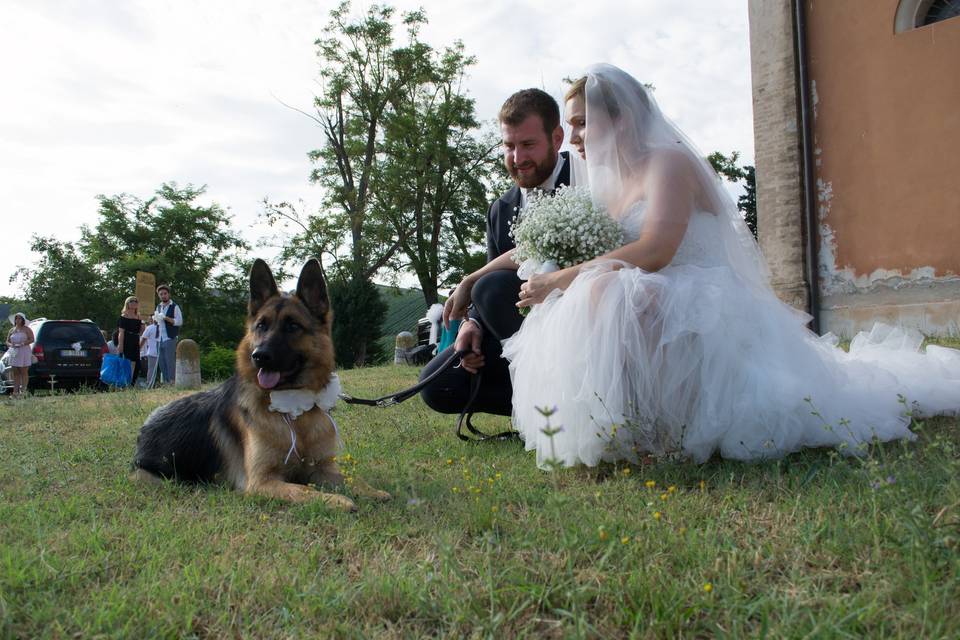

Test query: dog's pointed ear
[249,259,279,317]
[295,258,329,320]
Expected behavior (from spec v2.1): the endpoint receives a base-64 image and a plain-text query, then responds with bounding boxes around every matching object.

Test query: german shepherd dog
[132,258,390,511]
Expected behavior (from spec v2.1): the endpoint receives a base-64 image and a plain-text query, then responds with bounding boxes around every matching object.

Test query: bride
[496,63,960,468]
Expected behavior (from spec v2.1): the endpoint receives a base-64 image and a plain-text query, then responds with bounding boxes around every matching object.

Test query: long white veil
[571,63,772,295]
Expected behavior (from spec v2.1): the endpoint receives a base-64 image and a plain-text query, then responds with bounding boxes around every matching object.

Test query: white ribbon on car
[267,374,342,464]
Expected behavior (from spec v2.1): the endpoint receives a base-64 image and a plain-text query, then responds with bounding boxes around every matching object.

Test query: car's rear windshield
[38,322,104,345]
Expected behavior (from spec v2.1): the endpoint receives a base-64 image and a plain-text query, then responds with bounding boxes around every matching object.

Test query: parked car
[1,318,109,391]
[0,349,12,394]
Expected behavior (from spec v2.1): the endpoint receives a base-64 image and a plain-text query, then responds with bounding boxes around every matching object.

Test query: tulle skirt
[502,261,960,468]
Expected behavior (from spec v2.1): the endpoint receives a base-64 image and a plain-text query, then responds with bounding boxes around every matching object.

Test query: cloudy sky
[0,0,754,297]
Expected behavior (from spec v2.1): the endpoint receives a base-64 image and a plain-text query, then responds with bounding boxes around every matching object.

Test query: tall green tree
[279,2,423,365]
[707,151,757,238]
[307,1,418,281]
[375,38,500,305]
[264,2,497,362]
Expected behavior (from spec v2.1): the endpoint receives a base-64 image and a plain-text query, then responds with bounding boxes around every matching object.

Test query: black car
[20,318,109,390]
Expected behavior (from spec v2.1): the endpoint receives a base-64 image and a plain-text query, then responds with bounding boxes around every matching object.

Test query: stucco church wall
[805,1,960,336]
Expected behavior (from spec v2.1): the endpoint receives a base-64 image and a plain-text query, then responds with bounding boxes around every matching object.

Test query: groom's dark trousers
[418,270,523,415]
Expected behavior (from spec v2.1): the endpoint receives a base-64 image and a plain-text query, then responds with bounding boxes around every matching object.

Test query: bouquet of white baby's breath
[510,185,623,282]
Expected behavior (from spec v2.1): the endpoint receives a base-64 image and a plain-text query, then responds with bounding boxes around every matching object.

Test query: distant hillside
[376,285,431,356]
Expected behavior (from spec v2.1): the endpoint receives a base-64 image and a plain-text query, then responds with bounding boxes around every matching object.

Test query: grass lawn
[1,365,958,638]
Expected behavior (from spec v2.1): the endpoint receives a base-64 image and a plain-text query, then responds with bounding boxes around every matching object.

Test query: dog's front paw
[368,488,391,502]
[350,478,392,502]
[320,492,358,512]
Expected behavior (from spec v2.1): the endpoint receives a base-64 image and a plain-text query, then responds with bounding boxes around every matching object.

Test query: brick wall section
[748,0,809,312]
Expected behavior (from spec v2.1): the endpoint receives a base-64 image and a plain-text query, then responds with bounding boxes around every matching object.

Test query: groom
[419,88,570,418]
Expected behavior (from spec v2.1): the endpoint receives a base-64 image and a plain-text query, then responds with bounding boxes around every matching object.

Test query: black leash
[338,348,519,443]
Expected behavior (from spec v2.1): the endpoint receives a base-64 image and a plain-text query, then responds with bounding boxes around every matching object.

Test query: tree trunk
[419,277,439,307]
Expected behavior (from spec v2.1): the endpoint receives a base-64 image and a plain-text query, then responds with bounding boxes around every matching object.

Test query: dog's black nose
[251,348,273,368]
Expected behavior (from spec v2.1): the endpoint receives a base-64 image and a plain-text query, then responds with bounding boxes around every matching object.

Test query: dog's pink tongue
[257,369,281,389]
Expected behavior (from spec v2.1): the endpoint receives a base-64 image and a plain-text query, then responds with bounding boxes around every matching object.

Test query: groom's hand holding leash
[454,320,484,374]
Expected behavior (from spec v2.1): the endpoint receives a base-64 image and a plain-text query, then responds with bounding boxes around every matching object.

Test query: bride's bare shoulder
[647,147,698,177]
[619,149,702,208]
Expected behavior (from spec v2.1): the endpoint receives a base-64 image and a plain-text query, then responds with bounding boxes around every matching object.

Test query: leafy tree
[376,39,501,305]
[13,183,249,349]
[304,1,419,281]
[707,151,757,238]
[267,2,424,365]
[263,2,499,361]
[79,182,249,347]
[11,236,116,328]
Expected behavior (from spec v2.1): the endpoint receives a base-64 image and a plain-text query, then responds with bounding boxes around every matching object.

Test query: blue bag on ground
[100,353,132,388]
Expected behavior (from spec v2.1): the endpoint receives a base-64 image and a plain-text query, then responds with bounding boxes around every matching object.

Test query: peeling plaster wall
[805,1,960,337]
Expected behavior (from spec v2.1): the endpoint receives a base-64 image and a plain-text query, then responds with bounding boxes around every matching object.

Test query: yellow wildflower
[653,511,662,520]
[621,536,631,545]
[703,582,713,593]
[645,480,656,489]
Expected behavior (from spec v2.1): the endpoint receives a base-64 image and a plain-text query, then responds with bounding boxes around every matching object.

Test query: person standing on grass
[154,284,182,385]
[139,317,159,388]
[117,296,143,383]
[6,312,35,398]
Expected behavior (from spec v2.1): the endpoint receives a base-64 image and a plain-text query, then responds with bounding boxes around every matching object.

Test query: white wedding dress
[502,203,960,468]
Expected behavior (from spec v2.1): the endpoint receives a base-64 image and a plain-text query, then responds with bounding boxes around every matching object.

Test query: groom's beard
[508,150,558,189]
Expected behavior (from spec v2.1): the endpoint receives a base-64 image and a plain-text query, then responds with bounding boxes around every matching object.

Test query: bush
[201,344,237,381]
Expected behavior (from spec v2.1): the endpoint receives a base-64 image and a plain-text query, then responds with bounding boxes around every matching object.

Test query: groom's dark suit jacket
[486,151,571,261]
[419,152,571,418]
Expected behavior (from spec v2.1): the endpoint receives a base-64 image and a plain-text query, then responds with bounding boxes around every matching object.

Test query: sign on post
[136,271,156,320]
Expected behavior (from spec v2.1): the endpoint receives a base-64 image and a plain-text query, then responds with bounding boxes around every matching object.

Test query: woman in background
[6,312,35,398]
[117,297,143,383]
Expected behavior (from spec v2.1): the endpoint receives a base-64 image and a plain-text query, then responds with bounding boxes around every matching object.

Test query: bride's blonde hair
[564,77,587,102]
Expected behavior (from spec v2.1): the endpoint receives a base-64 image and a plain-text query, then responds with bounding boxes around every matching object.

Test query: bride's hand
[517,269,574,309]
